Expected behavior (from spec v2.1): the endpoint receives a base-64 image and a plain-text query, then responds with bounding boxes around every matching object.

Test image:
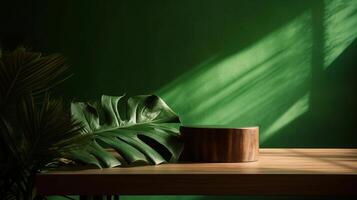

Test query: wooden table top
[36,148,357,196]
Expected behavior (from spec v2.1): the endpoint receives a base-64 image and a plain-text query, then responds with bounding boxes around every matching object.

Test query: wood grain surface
[180,126,259,162]
[36,148,357,196]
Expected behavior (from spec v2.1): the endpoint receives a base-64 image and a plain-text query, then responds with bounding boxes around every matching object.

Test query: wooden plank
[36,148,357,196]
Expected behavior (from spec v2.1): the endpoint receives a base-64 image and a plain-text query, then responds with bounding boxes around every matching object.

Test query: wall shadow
[1,1,356,147]
[265,0,357,147]
[0,0,312,100]
[266,38,357,147]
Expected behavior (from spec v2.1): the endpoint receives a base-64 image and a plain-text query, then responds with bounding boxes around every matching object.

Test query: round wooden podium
[180,126,259,162]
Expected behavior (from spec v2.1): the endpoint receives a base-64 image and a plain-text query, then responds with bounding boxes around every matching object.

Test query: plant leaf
[70,94,183,167]
[0,47,70,105]
[0,95,88,199]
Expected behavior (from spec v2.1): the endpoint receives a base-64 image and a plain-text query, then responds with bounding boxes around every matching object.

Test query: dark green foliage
[0,48,88,200]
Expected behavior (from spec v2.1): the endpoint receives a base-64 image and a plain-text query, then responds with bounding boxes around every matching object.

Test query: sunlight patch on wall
[324,0,357,68]
[158,12,313,141]
[261,92,310,142]
[156,0,357,145]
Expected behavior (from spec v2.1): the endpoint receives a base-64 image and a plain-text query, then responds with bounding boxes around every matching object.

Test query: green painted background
[1,0,357,199]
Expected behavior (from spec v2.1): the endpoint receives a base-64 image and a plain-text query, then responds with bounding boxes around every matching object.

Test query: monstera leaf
[69,94,183,168]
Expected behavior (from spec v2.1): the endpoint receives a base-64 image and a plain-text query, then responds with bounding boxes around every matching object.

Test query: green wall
[1,0,357,199]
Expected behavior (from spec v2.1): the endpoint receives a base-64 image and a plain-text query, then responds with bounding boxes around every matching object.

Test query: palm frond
[18,95,90,167]
[0,47,70,105]
[1,95,89,199]
[0,47,89,200]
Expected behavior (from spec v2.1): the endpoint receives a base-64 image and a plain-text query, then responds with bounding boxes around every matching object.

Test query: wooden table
[36,148,357,196]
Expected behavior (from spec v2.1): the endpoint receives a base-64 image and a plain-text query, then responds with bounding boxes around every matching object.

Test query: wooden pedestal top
[36,148,357,196]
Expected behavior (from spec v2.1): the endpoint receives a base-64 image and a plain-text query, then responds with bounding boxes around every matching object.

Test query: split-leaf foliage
[70,94,183,168]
